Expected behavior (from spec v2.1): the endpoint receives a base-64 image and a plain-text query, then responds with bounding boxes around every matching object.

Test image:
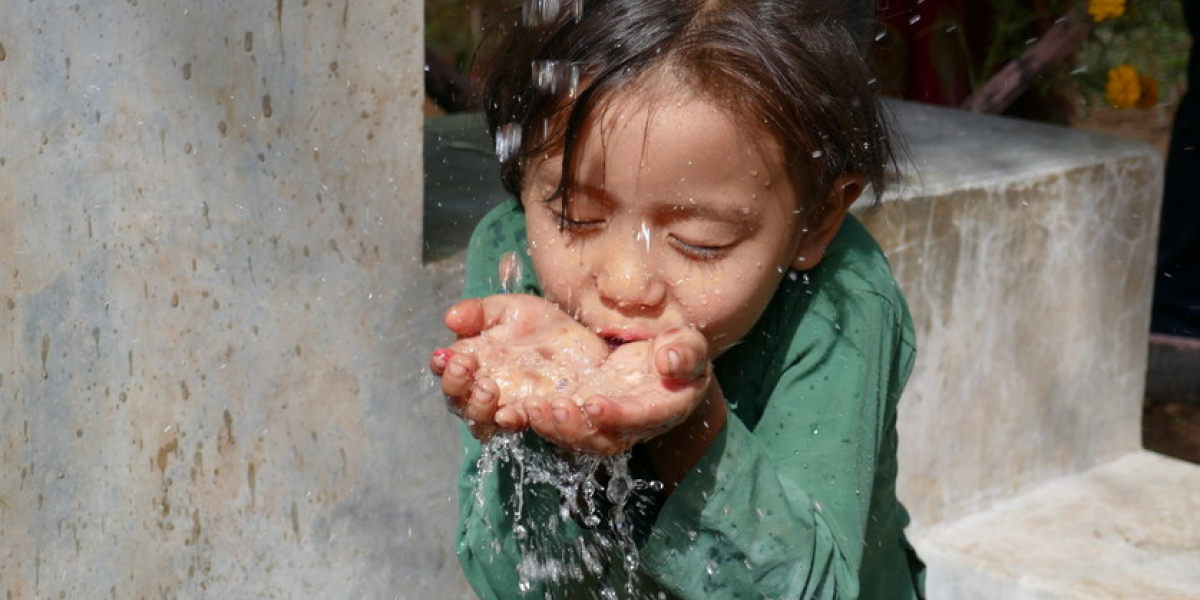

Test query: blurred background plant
[875,0,1189,121]
[424,1,1190,149]
[1077,0,1188,111]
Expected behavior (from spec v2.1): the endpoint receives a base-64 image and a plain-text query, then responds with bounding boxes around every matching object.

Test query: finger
[531,397,624,456]
[495,402,529,431]
[652,327,709,380]
[443,298,488,337]
[462,377,501,428]
[441,352,479,401]
[444,294,537,337]
[583,389,696,435]
[429,347,453,375]
[523,397,544,421]
[525,397,573,445]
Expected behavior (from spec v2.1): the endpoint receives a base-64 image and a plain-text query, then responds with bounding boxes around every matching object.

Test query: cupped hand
[523,327,713,456]
[429,294,610,440]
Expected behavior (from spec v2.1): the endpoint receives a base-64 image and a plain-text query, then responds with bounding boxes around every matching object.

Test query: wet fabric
[456,199,925,599]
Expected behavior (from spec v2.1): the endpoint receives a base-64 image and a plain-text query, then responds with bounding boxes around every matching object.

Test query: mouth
[597,328,652,349]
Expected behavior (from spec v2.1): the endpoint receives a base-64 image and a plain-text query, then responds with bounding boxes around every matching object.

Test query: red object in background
[877,0,970,106]
[877,0,1072,112]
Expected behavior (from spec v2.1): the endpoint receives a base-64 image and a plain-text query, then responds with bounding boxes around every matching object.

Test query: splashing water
[495,123,523,163]
[499,251,524,294]
[476,252,664,598]
[475,432,664,598]
[523,0,583,26]
[532,60,580,98]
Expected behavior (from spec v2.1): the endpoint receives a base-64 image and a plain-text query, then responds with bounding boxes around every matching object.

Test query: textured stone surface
[915,451,1200,600]
[861,102,1163,528]
[1,1,473,598]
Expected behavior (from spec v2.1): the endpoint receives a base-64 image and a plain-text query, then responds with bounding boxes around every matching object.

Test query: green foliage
[1075,0,1191,107]
[426,0,484,73]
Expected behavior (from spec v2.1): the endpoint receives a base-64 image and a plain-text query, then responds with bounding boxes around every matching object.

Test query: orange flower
[1137,75,1161,108]
[1106,64,1141,109]
[1088,0,1126,23]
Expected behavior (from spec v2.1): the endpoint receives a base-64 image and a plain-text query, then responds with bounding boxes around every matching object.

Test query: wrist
[647,377,726,495]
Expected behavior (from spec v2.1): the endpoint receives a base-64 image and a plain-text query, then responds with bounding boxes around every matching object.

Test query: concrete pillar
[1,1,471,597]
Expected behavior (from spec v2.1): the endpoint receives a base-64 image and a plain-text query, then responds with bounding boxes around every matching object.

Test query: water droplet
[495,122,523,163]
[522,0,582,26]
[635,221,652,252]
[531,59,580,97]
[811,150,824,159]
[499,251,523,294]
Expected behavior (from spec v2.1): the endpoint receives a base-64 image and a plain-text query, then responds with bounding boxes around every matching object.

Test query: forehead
[592,70,783,159]
[523,79,803,221]
[564,75,786,180]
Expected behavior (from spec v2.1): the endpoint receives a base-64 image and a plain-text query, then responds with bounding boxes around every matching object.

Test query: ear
[790,174,864,271]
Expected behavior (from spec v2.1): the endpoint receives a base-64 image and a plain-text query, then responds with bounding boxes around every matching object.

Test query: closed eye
[549,209,604,230]
[669,236,729,260]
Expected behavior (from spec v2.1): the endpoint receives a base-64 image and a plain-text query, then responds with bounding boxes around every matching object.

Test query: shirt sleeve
[639,271,916,599]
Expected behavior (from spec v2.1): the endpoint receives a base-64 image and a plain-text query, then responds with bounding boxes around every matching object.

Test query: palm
[445,294,610,406]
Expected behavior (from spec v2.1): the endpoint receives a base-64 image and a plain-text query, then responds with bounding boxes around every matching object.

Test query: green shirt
[456,199,924,599]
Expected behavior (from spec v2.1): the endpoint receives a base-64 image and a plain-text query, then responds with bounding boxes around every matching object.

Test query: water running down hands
[429,293,712,455]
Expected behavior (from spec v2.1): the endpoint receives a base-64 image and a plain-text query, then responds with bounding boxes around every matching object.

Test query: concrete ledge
[865,103,1163,527]
[914,451,1200,600]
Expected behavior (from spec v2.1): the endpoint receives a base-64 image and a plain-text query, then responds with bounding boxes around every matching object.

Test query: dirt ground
[1143,399,1200,464]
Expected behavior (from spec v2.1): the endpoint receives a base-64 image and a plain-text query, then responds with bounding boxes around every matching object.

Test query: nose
[594,242,667,311]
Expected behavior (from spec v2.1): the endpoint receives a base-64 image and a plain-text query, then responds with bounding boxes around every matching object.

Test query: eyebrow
[659,201,756,225]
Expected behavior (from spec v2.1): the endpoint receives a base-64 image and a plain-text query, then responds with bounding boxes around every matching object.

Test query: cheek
[528,238,587,302]
[676,266,782,341]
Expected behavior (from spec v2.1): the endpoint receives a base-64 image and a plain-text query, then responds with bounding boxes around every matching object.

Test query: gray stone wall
[1,1,473,597]
[864,103,1161,529]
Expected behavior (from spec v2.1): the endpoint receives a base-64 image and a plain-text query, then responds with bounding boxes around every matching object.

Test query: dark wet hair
[480,0,894,214]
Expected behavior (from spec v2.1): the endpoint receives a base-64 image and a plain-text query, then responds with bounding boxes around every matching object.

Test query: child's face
[521,82,822,355]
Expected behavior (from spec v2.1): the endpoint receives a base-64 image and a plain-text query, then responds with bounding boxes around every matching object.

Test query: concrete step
[913,451,1200,600]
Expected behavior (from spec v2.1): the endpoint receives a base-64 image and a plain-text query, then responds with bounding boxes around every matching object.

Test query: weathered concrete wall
[1,1,473,598]
[862,103,1162,528]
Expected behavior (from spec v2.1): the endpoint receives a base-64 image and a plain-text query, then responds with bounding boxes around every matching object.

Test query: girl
[429,0,925,597]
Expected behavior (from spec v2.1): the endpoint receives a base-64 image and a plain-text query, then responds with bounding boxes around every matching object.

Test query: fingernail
[474,385,494,403]
[447,363,466,377]
[495,408,513,428]
[552,408,568,422]
[667,349,681,376]
[584,403,602,416]
[432,348,453,364]
[527,408,542,422]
